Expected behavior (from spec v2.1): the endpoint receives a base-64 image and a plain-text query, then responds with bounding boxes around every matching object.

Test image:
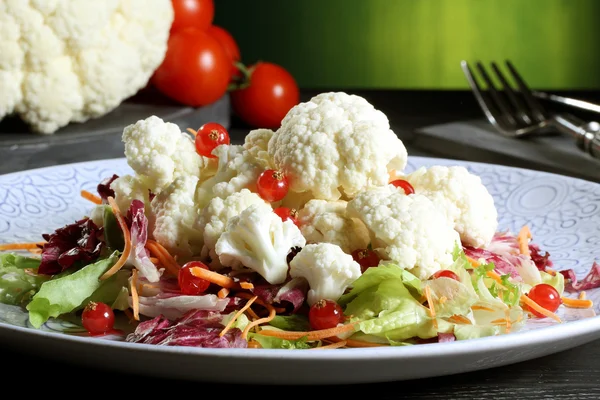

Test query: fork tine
[475,62,517,127]
[505,60,547,123]
[490,62,532,125]
[460,60,503,129]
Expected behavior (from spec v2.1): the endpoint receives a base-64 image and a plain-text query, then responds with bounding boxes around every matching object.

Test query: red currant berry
[194,122,230,158]
[257,169,289,202]
[390,179,415,195]
[179,261,211,295]
[431,269,460,281]
[82,301,115,335]
[308,299,344,330]
[274,207,299,226]
[351,248,381,273]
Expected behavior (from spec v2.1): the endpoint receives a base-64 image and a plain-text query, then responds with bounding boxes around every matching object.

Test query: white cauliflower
[289,243,362,306]
[111,174,152,214]
[404,166,498,248]
[243,128,274,170]
[268,92,408,200]
[215,203,306,284]
[347,185,460,280]
[150,175,203,259]
[297,199,370,253]
[0,0,173,134]
[195,144,265,208]
[198,189,267,268]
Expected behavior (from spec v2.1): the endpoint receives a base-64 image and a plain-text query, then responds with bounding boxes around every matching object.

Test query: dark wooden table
[2,89,600,398]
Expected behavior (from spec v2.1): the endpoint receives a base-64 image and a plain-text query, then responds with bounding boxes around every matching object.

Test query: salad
[1,92,598,350]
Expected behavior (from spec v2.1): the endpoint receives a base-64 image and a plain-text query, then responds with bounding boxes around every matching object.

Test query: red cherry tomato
[309,299,344,330]
[82,301,115,335]
[170,0,214,34]
[153,28,230,107]
[206,25,241,80]
[351,248,381,273]
[390,179,415,195]
[274,207,299,226]
[230,62,300,129]
[526,283,562,318]
[431,270,460,281]
[257,169,289,202]
[179,261,211,295]
[195,122,230,157]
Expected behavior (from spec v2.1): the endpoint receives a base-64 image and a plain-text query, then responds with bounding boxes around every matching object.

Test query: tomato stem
[227,61,256,91]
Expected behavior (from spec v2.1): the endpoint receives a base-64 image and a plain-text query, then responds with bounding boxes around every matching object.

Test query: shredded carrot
[130,269,140,321]
[490,318,508,325]
[256,322,358,341]
[561,296,594,309]
[546,267,557,276]
[245,307,260,321]
[424,285,437,329]
[310,340,347,350]
[217,287,230,298]
[80,189,102,205]
[240,282,254,290]
[123,308,136,323]
[517,225,532,257]
[247,340,262,348]
[149,257,159,264]
[447,315,472,325]
[327,336,388,348]
[439,296,448,305]
[99,197,132,280]
[505,308,512,333]
[486,270,504,284]
[242,302,277,339]
[521,294,562,322]
[27,248,43,255]
[188,266,237,288]
[186,128,197,136]
[471,305,495,312]
[145,240,180,277]
[466,256,481,268]
[220,296,258,337]
[579,291,587,300]
[0,242,45,251]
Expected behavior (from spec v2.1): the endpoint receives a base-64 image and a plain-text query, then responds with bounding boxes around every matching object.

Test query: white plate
[1,157,600,385]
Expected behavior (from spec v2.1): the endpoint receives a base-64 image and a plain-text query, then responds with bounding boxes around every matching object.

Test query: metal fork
[461,60,600,159]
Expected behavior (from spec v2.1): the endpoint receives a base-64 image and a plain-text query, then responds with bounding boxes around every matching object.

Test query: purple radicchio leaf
[125,310,247,348]
[562,262,600,292]
[39,218,104,275]
[252,277,308,313]
[126,200,160,282]
[437,332,456,343]
[97,174,119,203]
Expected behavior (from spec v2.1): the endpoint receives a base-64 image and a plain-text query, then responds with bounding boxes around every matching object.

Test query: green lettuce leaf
[249,332,313,349]
[540,270,565,296]
[83,269,130,310]
[268,314,310,331]
[424,277,478,318]
[103,206,124,251]
[26,252,120,328]
[0,253,49,306]
[221,312,250,331]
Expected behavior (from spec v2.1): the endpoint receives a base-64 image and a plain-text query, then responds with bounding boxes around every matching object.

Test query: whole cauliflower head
[347,186,460,280]
[151,175,203,259]
[268,92,408,200]
[198,189,267,268]
[289,243,362,306]
[297,199,370,254]
[404,166,498,248]
[215,203,306,285]
[0,0,173,133]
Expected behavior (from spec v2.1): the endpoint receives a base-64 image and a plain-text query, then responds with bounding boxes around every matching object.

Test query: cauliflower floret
[404,166,498,248]
[198,189,267,269]
[268,92,408,200]
[297,199,370,253]
[0,0,173,134]
[215,203,306,284]
[243,128,274,170]
[123,116,205,192]
[289,243,362,306]
[150,175,203,259]
[111,174,152,213]
[195,144,265,208]
[347,186,460,280]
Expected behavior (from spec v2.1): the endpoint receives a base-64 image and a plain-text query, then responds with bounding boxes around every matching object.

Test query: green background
[214,0,600,90]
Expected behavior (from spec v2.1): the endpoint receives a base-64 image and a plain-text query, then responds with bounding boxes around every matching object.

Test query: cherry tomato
[170,0,214,34]
[431,269,460,281]
[206,25,241,80]
[274,207,299,226]
[351,248,380,273]
[257,169,289,202]
[153,28,230,107]
[309,299,344,330]
[179,261,211,295]
[230,62,300,129]
[195,122,230,157]
[82,301,115,335]
[390,179,415,195]
[526,283,562,318]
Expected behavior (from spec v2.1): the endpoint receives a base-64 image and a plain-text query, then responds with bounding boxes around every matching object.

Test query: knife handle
[552,115,600,159]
